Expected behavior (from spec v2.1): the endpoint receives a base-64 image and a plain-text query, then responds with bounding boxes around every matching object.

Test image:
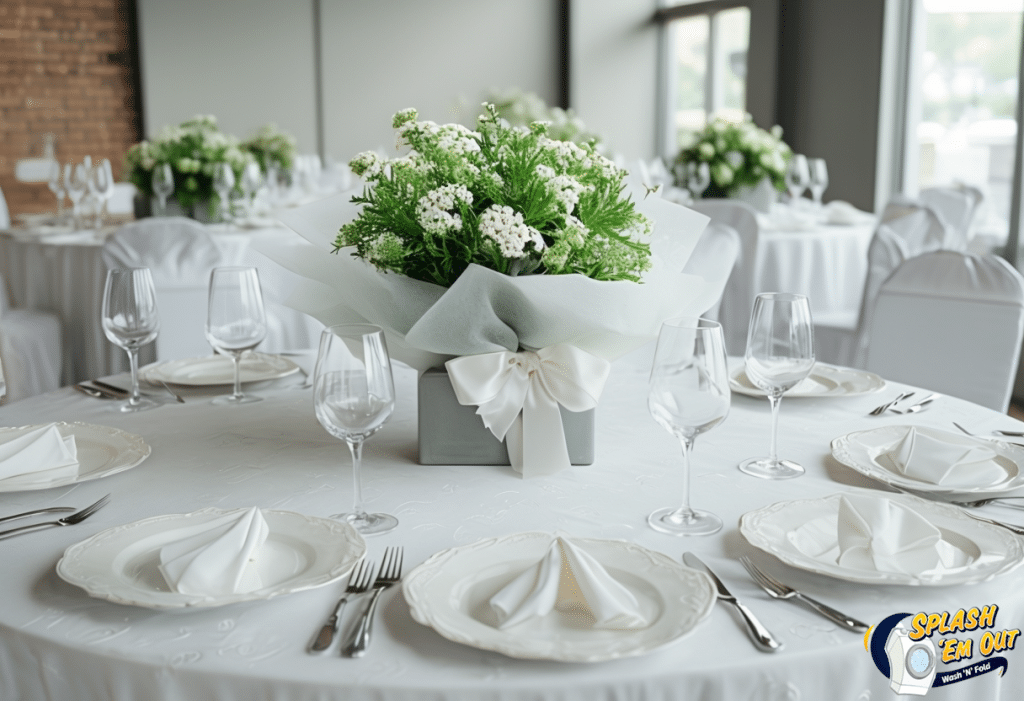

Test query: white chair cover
[107,183,138,215]
[0,185,10,230]
[919,186,976,249]
[682,221,741,321]
[689,200,760,355]
[102,218,222,361]
[815,205,948,368]
[866,251,1024,412]
[0,274,62,402]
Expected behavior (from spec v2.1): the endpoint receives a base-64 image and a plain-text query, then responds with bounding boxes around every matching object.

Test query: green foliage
[336,105,652,288]
[240,123,297,172]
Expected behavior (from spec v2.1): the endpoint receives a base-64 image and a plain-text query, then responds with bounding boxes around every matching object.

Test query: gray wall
[776,0,887,211]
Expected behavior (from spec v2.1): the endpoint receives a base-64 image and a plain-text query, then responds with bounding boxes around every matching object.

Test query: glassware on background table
[739,292,815,480]
[785,154,810,205]
[92,160,115,228]
[313,324,397,535]
[808,158,828,209]
[240,162,263,216]
[152,163,174,216]
[205,267,268,405]
[102,268,160,413]
[47,160,65,223]
[264,159,280,203]
[213,163,236,223]
[647,317,731,536]
[64,162,88,229]
[686,162,711,200]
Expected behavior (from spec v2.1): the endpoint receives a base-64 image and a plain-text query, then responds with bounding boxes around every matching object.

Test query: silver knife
[683,552,784,652]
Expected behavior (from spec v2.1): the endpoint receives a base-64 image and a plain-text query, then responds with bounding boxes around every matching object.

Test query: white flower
[416,184,473,235]
[699,142,715,160]
[712,162,734,186]
[478,204,545,258]
[350,151,384,178]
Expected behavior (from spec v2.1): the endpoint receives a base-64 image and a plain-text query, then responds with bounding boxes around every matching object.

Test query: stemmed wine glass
[314,324,397,535]
[213,163,236,223]
[92,159,115,228]
[205,267,267,405]
[240,162,263,216]
[647,317,731,536]
[152,164,174,216]
[64,163,88,229]
[686,162,711,200]
[102,268,160,413]
[808,158,829,209]
[738,293,814,480]
[785,154,810,206]
[47,160,65,223]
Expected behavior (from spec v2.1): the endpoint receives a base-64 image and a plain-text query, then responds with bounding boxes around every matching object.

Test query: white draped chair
[689,200,760,355]
[102,217,222,362]
[919,186,978,250]
[0,274,62,402]
[815,204,948,368]
[865,251,1024,413]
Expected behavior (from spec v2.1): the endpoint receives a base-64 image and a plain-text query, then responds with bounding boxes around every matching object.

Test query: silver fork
[890,393,940,414]
[308,558,375,653]
[343,546,403,658]
[870,391,914,416]
[739,556,868,632]
[0,494,110,540]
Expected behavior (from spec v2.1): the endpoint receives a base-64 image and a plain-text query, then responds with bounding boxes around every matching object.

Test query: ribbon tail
[516,383,572,478]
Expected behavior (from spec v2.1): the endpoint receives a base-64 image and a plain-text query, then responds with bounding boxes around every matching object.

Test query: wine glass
[152,163,174,216]
[314,324,397,535]
[738,293,815,480]
[785,154,810,205]
[808,158,828,209]
[205,267,267,405]
[647,317,731,536]
[686,162,711,200]
[213,163,236,223]
[92,160,114,228]
[240,161,263,215]
[64,162,88,229]
[47,160,65,222]
[102,268,160,413]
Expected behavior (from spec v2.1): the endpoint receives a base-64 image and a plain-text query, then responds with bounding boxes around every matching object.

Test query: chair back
[689,200,760,355]
[102,217,222,360]
[865,251,1024,412]
[681,221,741,322]
[919,186,976,249]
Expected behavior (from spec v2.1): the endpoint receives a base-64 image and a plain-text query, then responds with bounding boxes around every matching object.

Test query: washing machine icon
[885,618,938,696]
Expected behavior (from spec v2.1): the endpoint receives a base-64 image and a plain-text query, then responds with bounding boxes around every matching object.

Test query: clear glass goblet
[738,293,815,480]
[314,324,397,535]
[205,267,267,405]
[213,163,236,223]
[687,161,711,200]
[102,268,160,413]
[647,317,731,536]
[47,160,65,222]
[808,158,829,209]
[785,154,810,205]
[152,163,174,216]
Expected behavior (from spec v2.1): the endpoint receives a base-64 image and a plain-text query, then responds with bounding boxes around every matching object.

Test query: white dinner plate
[740,490,1024,586]
[57,508,366,609]
[141,353,300,386]
[831,425,1024,498]
[0,422,150,493]
[730,363,885,398]
[402,531,716,662]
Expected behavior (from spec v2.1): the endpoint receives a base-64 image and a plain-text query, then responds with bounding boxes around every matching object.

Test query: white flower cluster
[350,151,384,179]
[479,204,545,259]
[416,184,473,235]
[534,164,594,215]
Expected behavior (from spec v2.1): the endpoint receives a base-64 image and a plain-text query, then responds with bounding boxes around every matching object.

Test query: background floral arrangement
[673,114,791,198]
[337,105,651,288]
[241,122,297,172]
[485,88,602,147]
[124,115,248,211]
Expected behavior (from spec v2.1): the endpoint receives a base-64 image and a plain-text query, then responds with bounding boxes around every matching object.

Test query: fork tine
[740,556,782,595]
[69,494,110,523]
[388,547,404,580]
[744,557,789,594]
[357,559,375,590]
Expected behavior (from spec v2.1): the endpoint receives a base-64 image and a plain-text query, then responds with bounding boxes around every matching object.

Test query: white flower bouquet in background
[257,106,723,476]
[485,87,602,147]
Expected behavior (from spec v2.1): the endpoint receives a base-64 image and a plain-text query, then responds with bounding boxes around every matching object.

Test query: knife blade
[73,383,117,399]
[89,380,130,397]
[682,552,783,652]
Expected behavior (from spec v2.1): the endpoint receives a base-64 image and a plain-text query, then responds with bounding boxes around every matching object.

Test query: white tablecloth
[0,224,322,386]
[0,350,1021,700]
[757,220,874,321]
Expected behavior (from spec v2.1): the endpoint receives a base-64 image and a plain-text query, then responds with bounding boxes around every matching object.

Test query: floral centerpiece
[241,123,297,172]
[255,106,724,477]
[124,115,248,216]
[486,88,602,147]
[673,114,791,199]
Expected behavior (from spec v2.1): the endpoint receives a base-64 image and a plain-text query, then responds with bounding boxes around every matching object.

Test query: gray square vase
[418,366,595,466]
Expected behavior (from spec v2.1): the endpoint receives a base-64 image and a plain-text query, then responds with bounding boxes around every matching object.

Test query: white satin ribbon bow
[445,344,610,478]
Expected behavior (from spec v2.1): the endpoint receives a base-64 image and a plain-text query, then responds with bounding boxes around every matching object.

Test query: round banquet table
[0,349,1022,701]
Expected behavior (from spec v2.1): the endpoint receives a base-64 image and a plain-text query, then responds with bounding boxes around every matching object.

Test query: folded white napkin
[880,428,1005,487]
[0,424,79,486]
[824,200,865,225]
[158,507,269,596]
[489,536,648,630]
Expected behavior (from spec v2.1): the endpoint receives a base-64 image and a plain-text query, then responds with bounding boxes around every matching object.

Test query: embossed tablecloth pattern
[0,349,1020,700]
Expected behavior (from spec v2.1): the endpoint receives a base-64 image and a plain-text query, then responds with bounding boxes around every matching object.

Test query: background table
[0,349,1021,700]
[0,223,322,385]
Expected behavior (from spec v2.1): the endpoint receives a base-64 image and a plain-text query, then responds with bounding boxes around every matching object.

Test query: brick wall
[0,0,140,218]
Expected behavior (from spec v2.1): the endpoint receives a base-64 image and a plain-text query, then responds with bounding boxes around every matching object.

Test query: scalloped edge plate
[831,425,1024,497]
[402,532,716,663]
[141,353,299,386]
[730,362,886,398]
[57,508,366,609]
[0,422,151,492]
[740,490,1024,586]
